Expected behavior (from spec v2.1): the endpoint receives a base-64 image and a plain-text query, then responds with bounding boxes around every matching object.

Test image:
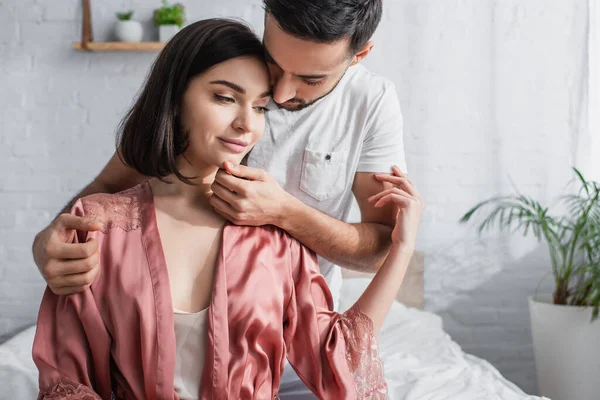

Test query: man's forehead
[263,15,350,75]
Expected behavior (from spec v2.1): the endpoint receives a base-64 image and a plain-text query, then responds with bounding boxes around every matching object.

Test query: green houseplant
[460,167,600,399]
[116,11,134,21]
[153,1,185,42]
[460,168,600,319]
[114,10,143,43]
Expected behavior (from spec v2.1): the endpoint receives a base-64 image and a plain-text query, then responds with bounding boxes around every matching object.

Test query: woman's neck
[151,160,219,209]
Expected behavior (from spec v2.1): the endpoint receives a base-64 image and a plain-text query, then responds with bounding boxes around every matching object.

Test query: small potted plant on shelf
[153,1,185,42]
[460,167,600,400]
[114,10,143,43]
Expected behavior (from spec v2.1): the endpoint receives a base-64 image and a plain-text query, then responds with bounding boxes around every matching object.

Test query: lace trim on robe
[81,189,142,234]
[340,303,388,399]
[38,377,102,400]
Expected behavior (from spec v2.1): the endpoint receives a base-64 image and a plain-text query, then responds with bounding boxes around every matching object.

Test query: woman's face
[180,56,271,170]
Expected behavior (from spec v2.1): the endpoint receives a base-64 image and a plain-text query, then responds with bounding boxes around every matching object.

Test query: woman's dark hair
[263,0,382,55]
[117,18,264,183]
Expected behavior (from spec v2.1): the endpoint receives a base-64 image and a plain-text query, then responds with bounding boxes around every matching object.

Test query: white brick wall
[0,0,588,395]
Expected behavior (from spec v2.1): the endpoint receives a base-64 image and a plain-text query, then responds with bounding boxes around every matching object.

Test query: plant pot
[158,25,180,42]
[529,295,600,400]
[114,20,143,42]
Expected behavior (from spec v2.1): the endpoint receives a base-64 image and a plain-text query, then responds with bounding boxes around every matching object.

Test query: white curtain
[365,2,587,394]
[582,0,600,181]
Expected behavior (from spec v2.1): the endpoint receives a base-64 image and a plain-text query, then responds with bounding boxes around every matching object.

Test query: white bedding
[0,325,38,400]
[0,278,547,400]
[339,278,548,400]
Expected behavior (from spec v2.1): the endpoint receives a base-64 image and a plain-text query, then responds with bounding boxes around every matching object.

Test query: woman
[33,19,423,400]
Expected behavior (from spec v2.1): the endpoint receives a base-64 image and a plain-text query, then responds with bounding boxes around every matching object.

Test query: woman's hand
[368,165,424,254]
[353,166,423,332]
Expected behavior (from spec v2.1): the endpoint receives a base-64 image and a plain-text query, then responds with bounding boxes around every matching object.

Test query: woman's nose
[232,107,254,133]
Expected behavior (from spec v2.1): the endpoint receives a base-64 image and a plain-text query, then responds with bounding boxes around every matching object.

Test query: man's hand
[32,214,102,295]
[209,162,290,226]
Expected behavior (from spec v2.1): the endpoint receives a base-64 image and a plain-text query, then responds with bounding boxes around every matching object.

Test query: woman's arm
[347,165,423,331]
[284,166,423,399]
[34,288,107,400]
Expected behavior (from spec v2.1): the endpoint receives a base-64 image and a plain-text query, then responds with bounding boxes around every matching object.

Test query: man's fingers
[52,284,90,296]
[211,181,240,209]
[223,162,266,181]
[48,266,99,289]
[54,213,102,233]
[44,251,99,279]
[214,169,248,193]
[46,239,98,260]
[213,208,235,224]
[209,194,239,221]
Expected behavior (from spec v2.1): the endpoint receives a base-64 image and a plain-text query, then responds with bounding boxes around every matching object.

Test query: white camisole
[173,307,209,399]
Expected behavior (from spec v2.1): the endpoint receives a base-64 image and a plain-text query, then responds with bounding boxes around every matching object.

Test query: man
[33,0,408,398]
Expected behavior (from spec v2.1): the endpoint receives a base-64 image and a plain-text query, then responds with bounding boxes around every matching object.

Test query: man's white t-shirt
[247,64,407,309]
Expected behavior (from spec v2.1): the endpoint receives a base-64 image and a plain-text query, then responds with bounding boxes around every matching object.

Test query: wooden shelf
[74,0,164,53]
[72,42,164,52]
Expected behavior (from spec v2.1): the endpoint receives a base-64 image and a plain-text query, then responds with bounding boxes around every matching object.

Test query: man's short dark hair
[263,0,383,55]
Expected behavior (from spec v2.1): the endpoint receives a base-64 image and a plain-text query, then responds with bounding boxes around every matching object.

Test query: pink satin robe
[33,182,387,400]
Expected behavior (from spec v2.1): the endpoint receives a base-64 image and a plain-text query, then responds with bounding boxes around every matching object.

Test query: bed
[0,252,547,399]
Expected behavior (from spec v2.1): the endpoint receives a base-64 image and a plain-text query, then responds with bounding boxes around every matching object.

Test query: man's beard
[273,71,348,112]
[274,97,319,112]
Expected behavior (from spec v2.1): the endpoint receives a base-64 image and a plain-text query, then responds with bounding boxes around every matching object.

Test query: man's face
[263,14,352,111]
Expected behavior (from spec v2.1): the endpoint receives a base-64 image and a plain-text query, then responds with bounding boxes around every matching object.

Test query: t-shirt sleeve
[357,81,407,174]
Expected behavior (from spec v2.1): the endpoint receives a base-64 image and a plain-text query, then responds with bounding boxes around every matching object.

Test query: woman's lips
[218,138,248,154]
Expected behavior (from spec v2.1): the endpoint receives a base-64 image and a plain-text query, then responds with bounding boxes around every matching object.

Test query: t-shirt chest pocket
[299,149,348,201]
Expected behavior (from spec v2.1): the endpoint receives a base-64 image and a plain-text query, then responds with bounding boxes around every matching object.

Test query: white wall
[0,0,589,394]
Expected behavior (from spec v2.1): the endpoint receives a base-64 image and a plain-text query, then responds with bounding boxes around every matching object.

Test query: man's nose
[272,74,296,104]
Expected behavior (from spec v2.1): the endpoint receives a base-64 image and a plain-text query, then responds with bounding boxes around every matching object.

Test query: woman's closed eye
[213,93,234,103]
[214,93,268,114]
[253,105,269,114]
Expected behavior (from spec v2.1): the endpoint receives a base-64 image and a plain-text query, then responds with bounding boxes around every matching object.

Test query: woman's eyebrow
[211,80,271,99]
[210,80,245,94]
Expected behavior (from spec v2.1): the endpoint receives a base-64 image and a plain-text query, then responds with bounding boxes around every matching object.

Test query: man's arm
[277,171,397,272]
[209,163,399,273]
[33,151,145,294]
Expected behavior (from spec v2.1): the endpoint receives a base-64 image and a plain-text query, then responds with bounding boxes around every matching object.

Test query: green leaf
[116,10,134,21]
[460,167,600,322]
[153,1,186,27]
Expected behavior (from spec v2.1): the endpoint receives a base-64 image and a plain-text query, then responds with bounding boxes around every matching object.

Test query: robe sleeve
[283,238,387,400]
[33,199,110,400]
